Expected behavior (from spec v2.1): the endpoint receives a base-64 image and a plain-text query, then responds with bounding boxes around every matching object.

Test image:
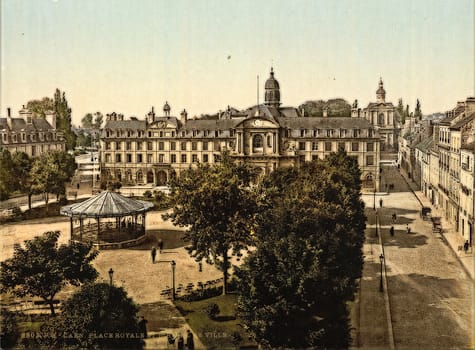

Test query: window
[214,154,221,163]
[137,154,143,163]
[313,129,319,137]
[126,142,131,150]
[170,142,176,150]
[338,142,345,151]
[215,130,219,137]
[327,129,332,137]
[192,142,197,151]
[202,141,208,151]
[253,135,263,148]
[148,131,152,137]
[378,113,385,125]
[127,131,131,137]
[137,141,143,150]
[214,141,220,151]
[181,154,187,163]
[300,129,305,137]
[352,142,359,151]
[312,155,318,161]
[159,154,164,163]
[353,129,359,137]
[137,171,143,183]
[147,141,153,150]
[368,129,374,137]
[116,142,121,150]
[267,135,272,147]
[192,130,197,137]
[367,142,374,151]
[171,154,176,163]
[203,154,209,163]
[325,142,332,151]
[181,142,187,151]
[192,154,198,163]
[105,154,111,162]
[147,154,153,163]
[159,131,164,137]
[299,142,306,150]
[181,131,186,137]
[158,142,164,151]
[106,142,111,150]
[126,154,132,163]
[312,142,318,150]
[341,129,346,137]
[366,155,374,165]
[116,154,122,163]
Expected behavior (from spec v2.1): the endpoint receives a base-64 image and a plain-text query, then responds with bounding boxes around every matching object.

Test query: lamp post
[170,260,176,301]
[108,268,114,287]
[373,187,376,211]
[379,254,384,292]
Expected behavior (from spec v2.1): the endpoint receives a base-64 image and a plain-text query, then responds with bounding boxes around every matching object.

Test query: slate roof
[276,116,374,129]
[414,137,434,152]
[60,191,154,218]
[449,112,475,130]
[103,119,147,131]
[0,117,55,131]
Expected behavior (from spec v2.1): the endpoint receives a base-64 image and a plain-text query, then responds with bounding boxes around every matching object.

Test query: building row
[99,69,403,191]
[400,97,475,247]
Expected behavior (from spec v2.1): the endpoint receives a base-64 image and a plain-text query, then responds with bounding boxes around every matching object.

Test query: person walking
[389,226,394,237]
[176,333,184,350]
[138,316,148,339]
[158,238,163,253]
[186,329,194,350]
[379,198,383,208]
[151,246,157,263]
[392,213,397,223]
[406,224,411,234]
[464,240,469,253]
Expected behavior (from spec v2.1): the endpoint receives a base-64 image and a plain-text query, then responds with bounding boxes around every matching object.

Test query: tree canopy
[236,150,365,348]
[0,231,98,315]
[27,283,144,349]
[0,149,15,200]
[164,154,259,294]
[299,98,352,117]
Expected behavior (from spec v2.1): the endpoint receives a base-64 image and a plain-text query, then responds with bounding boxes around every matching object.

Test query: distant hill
[424,112,445,121]
[298,98,351,118]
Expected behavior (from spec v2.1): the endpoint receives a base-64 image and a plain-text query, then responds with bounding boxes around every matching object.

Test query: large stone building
[100,69,382,190]
[0,106,65,157]
[352,78,401,152]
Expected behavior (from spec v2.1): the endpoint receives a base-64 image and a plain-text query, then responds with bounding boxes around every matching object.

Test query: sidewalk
[399,169,474,280]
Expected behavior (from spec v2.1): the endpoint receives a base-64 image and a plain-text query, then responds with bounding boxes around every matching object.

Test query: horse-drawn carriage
[431,216,442,233]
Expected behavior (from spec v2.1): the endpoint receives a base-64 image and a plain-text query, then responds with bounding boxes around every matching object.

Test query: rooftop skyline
[1,0,474,125]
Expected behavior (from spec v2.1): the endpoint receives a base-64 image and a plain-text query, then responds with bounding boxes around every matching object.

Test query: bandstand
[60,191,154,249]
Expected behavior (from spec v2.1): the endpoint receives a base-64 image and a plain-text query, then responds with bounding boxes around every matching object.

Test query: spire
[264,67,281,107]
[376,78,386,103]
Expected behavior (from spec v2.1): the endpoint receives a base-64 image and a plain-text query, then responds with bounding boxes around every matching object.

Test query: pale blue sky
[1,0,474,125]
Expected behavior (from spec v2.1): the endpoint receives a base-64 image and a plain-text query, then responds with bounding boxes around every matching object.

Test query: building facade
[352,78,401,152]
[0,106,65,157]
[100,69,382,190]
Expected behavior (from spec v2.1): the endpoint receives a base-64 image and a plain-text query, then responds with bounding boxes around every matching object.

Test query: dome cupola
[264,67,281,107]
[376,78,386,103]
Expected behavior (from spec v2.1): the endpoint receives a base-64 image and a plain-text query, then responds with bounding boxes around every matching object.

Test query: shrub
[178,286,222,302]
[143,190,152,198]
[204,303,220,320]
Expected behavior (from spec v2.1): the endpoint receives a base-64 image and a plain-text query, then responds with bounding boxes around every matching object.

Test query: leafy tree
[93,111,104,129]
[164,154,259,294]
[299,98,351,118]
[397,98,405,124]
[27,283,144,349]
[0,149,15,200]
[11,151,36,209]
[76,130,93,148]
[0,231,98,315]
[414,99,422,120]
[26,97,54,118]
[81,113,94,128]
[54,88,76,150]
[30,151,76,211]
[236,150,365,348]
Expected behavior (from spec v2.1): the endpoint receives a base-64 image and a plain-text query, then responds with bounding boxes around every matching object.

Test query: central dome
[264,67,281,107]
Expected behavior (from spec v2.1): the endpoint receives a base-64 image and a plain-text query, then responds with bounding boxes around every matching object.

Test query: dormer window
[313,129,319,137]
[300,129,305,137]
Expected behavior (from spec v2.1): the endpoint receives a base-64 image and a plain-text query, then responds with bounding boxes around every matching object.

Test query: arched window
[136,171,143,183]
[378,113,385,125]
[253,134,263,148]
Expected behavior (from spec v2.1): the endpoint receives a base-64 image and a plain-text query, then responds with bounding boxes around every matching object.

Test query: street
[358,165,474,349]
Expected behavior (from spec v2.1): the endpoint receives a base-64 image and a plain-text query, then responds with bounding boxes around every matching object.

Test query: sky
[1,0,474,126]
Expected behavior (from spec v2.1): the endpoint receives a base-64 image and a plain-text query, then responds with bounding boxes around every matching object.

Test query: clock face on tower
[253,119,262,126]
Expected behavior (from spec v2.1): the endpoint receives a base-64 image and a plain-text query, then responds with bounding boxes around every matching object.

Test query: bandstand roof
[60,191,154,218]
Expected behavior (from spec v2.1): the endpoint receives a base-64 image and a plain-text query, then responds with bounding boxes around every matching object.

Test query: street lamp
[170,260,176,301]
[379,254,384,292]
[108,268,114,287]
[373,187,376,211]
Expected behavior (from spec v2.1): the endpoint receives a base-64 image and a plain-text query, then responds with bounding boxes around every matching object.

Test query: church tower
[376,78,386,103]
[264,67,281,107]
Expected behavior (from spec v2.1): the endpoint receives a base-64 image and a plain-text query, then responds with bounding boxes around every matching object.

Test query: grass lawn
[175,294,257,349]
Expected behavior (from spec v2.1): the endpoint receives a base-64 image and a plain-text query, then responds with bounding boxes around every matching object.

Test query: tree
[164,154,259,294]
[26,97,54,118]
[28,283,144,349]
[11,152,35,209]
[1,308,20,349]
[93,111,104,129]
[76,130,93,148]
[414,99,422,121]
[30,151,76,211]
[81,113,94,128]
[397,98,405,124]
[0,231,98,315]
[236,150,365,348]
[0,149,15,200]
[54,88,76,150]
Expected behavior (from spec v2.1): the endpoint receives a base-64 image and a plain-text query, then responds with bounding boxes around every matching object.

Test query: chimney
[180,109,188,124]
[465,97,475,114]
[45,110,57,129]
[7,107,11,117]
[6,108,12,128]
[323,106,329,118]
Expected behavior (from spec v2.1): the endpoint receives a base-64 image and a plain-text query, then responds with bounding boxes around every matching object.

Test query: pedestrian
[138,316,148,338]
[186,329,194,350]
[158,238,163,253]
[176,333,184,350]
[464,240,469,253]
[151,246,157,263]
[406,224,411,234]
[392,213,397,223]
[389,226,394,237]
[379,198,383,208]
